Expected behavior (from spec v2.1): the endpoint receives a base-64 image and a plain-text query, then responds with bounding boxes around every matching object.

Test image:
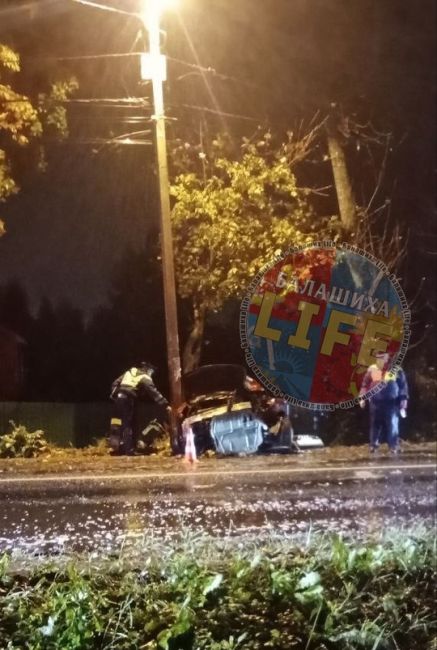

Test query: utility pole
[142,3,183,444]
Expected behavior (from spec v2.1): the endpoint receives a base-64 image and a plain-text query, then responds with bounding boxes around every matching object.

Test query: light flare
[141,0,178,22]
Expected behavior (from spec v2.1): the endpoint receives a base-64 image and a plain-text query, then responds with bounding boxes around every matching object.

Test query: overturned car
[177,364,324,456]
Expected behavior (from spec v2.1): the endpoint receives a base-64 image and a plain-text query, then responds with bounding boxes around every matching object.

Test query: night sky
[0,0,435,316]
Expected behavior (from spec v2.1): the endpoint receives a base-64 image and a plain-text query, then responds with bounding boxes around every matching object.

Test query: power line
[62,97,151,106]
[1,96,150,106]
[26,51,260,90]
[167,56,261,90]
[60,2,259,90]
[48,136,152,146]
[173,103,262,123]
[2,97,260,123]
[71,116,151,123]
[70,0,137,18]
[39,51,141,62]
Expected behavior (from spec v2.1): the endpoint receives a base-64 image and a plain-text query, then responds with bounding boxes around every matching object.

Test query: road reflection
[1,468,435,555]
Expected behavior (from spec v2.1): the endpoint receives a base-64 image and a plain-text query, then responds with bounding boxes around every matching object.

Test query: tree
[0,280,33,338]
[326,113,357,233]
[170,132,337,372]
[85,244,168,400]
[323,105,408,273]
[0,45,40,234]
[26,298,57,401]
[0,43,77,235]
[26,298,90,401]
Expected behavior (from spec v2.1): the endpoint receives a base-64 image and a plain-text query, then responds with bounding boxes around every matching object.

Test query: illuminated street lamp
[140,0,182,444]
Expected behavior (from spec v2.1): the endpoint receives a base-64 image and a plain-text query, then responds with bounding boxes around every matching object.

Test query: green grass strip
[0,531,436,650]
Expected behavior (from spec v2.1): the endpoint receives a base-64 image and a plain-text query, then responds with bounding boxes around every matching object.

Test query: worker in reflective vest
[359,352,409,454]
[109,361,169,455]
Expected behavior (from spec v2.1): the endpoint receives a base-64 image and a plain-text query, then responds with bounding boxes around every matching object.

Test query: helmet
[139,360,157,373]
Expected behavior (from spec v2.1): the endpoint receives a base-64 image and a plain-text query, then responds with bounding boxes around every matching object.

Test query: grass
[0,530,436,649]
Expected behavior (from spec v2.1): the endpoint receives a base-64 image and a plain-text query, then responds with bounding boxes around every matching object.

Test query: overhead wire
[2,98,260,124]
[175,14,226,131]
[57,0,265,129]
[9,1,265,134]
[70,116,150,123]
[111,129,151,140]
[28,51,261,90]
[63,100,260,123]
[54,137,152,146]
[172,103,261,123]
[62,97,150,105]
[167,56,261,90]
[69,0,137,18]
[16,54,262,121]
[41,52,141,61]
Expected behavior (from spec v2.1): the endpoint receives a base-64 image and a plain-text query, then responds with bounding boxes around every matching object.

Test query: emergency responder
[109,361,169,455]
[359,352,409,454]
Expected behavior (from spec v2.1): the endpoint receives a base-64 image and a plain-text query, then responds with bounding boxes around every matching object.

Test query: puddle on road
[1,477,435,555]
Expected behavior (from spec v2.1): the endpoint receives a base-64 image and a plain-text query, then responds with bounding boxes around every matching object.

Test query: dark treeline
[0,240,244,402]
[0,248,435,442]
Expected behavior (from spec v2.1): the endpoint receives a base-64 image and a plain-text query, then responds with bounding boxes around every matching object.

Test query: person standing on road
[109,361,170,455]
[359,352,409,454]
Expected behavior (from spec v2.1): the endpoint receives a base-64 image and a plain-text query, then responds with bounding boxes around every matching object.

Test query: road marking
[0,463,434,484]
[353,470,379,479]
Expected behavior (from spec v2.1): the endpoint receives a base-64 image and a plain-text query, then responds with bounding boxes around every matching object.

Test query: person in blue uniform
[359,352,409,454]
[109,361,169,455]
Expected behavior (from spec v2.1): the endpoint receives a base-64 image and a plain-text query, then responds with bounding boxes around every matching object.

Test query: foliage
[0,532,435,649]
[170,133,336,315]
[0,421,49,458]
[0,45,41,232]
[79,437,110,456]
[0,43,77,234]
[170,131,339,370]
[405,352,437,441]
[38,78,79,141]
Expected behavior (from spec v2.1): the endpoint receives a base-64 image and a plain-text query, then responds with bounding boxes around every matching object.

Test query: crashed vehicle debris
[177,364,324,456]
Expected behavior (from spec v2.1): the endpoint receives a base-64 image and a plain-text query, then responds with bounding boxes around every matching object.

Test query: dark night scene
[0,0,436,647]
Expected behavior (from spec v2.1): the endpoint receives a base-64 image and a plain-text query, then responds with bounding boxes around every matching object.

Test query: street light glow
[141,0,178,21]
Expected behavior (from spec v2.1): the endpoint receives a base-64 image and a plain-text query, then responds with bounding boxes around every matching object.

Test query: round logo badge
[240,241,410,410]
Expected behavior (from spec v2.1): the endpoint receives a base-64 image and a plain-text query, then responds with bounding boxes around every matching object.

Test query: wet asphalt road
[0,455,435,554]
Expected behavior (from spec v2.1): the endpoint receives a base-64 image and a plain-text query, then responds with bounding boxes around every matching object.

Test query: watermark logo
[240,242,410,410]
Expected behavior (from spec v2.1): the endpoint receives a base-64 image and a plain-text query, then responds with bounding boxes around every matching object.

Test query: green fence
[0,402,161,447]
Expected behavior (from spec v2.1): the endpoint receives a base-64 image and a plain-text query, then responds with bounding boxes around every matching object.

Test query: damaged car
[177,364,324,456]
